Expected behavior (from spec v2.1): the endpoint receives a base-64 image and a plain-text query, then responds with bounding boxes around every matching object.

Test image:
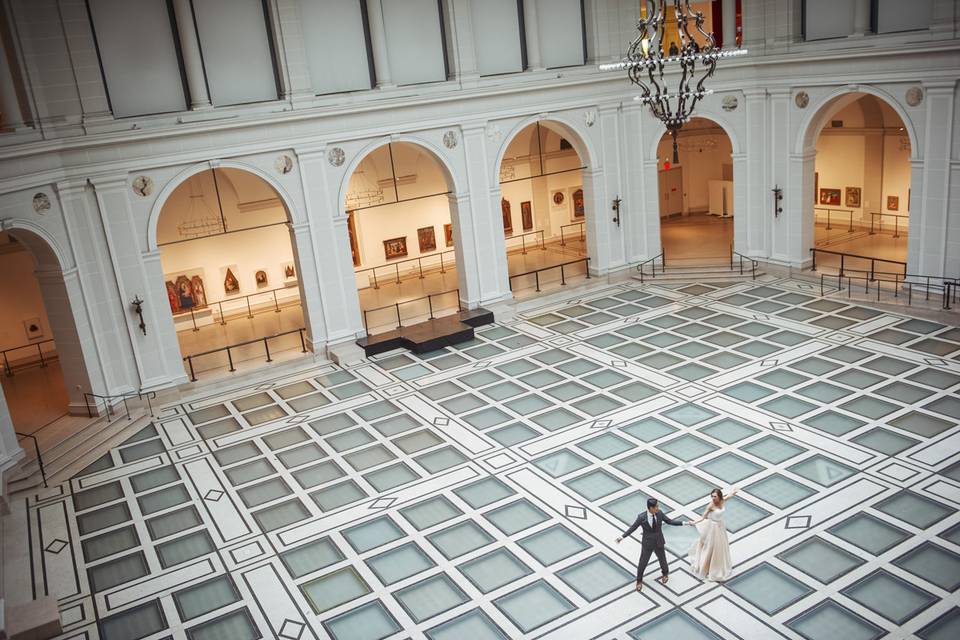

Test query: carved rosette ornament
[442,130,458,149]
[328,147,346,167]
[132,175,154,197]
[584,110,597,127]
[794,91,809,109]
[275,155,294,174]
[486,123,502,143]
[905,86,923,107]
[32,192,51,214]
[721,95,738,112]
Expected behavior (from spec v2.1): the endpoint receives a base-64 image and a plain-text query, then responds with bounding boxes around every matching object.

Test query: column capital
[920,80,958,95]
[294,145,329,162]
[743,88,767,100]
[55,179,90,196]
[88,174,130,192]
[141,249,163,261]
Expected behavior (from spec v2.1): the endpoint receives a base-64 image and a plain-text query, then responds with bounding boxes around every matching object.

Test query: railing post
[273,290,281,312]
[395,303,402,329]
[264,338,272,363]
[299,329,308,353]
[540,230,546,251]
[560,227,566,246]
[926,276,931,300]
[847,210,853,232]
[439,254,447,274]
[227,347,235,372]
[187,356,197,382]
[246,296,253,319]
[535,271,541,292]
[417,258,424,280]
[584,258,591,279]
[218,301,226,325]
[521,234,527,255]
[909,282,913,305]
[428,294,435,319]
[893,217,900,238]
[820,274,824,297]
[2,352,10,377]
[191,307,199,332]
[826,209,832,230]
[37,343,46,368]
[870,213,875,235]
[840,253,845,277]
[869,259,874,282]
[363,310,369,334]
[373,268,380,289]
[560,264,566,285]
[394,264,401,285]
[811,249,817,272]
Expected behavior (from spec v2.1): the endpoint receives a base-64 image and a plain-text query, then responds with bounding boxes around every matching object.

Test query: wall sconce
[611,196,622,227]
[772,186,783,217]
[131,296,147,336]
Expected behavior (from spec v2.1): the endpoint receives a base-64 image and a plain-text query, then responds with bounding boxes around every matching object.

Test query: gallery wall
[0,241,52,355]
[656,130,733,214]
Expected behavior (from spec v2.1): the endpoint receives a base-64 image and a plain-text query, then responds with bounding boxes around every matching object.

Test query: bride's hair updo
[711,488,724,503]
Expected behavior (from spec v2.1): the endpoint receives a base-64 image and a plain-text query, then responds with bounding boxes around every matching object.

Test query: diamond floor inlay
[12,277,960,639]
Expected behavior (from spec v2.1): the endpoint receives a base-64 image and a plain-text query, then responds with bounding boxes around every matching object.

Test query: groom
[616,497,687,591]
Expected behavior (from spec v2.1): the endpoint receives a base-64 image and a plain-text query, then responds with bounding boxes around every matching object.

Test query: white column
[172,0,212,109]
[141,249,190,385]
[742,89,772,259]
[0,26,25,130]
[765,88,790,261]
[522,0,544,71]
[58,0,112,122]
[722,0,737,48]
[914,82,955,276]
[443,0,479,84]
[288,221,329,351]
[365,0,394,88]
[0,389,24,494]
[851,0,871,36]
[270,0,314,104]
[625,104,661,261]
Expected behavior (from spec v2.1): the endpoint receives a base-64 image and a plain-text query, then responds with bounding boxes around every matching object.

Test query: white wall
[298,0,372,94]
[381,0,447,85]
[537,0,585,68]
[0,241,51,354]
[471,0,523,75]
[352,195,452,275]
[657,131,733,213]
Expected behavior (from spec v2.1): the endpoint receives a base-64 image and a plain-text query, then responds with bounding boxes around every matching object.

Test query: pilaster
[365,0,395,88]
[914,81,956,276]
[270,0,315,104]
[58,0,111,123]
[171,0,212,109]
[443,0,479,85]
[522,0,544,71]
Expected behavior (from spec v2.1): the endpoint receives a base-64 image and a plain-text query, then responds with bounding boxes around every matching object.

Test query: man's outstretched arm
[617,515,643,541]
[661,513,686,526]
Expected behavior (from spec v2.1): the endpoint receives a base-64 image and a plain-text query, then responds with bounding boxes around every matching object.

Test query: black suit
[622,510,683,581]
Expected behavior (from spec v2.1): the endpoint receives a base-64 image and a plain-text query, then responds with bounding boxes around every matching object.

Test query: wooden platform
[357,308,494,357]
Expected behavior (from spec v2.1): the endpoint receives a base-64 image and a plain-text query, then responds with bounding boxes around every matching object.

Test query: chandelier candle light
[600,0,747,164]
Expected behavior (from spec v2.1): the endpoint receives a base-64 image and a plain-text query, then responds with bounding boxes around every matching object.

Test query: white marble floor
[6,275,960,640]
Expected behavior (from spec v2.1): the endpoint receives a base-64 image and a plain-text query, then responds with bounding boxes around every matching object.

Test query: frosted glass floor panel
[788,454,856,487]
[786,600,884,640]
[342,516,405,554]
[344,444,396,471]
[302,567,370,613]
[224,459,275,486]
[292,460,345,489]
[872,490,952,529]
[745,474,816,509]
[276,442,325,468]
[850,427,919,455]
[394,573,469,623]
[613,451,672,481]
[556,553,633,601]
[518,524,589,566]
[484,498,550,535]
[725,563,814,614]
[827,513,910,556]
[426,609,510,640]
[893,543,960,591]
[311,479,367,511]
[627,609,723,639]
[187,608,260,640]
[489,423,539,446]
[530,408,582,431]
[252,498,310,532]
[174,576,240,621]
[721,498,772,533]
[400,496,463,531]
[742,435,806,464]
[324,601,400,640]
[917,607,960,640]
[652,471,715,505]
[263,426,309,450]
[698,453,763,484]
[427,520,495,560]
[100,601,166,640]
[620,417,677,442]
[366,542,435,585]
[699,418,759,444]
[656,434,718,461]
[453,477,515,509]
[887,411,955,438]
[778,537,865,583]
[459,548,532,593]
[564,469,628,501]
[662,403,719,426]
[534,450,590,477]
[841,569,938,624]
[415,446,468,473]
[280,536,344,578]
[493,579,575,633]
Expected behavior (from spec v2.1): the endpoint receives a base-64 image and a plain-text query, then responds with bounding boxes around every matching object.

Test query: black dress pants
[636,544,669,581]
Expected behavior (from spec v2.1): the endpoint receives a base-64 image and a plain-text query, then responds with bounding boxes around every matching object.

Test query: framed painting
[444,223,454,247]
[819,188,841,206]
[164,268,208,314]
[383,236,408,260]
[845,187,861,208]
[347,211,360,267]
[501,198,513,234]
[887,195,899,211]
[573,188,584,219]
[221,265,241,295]
[255,269,268,288]
[281,261,297,283]
[551,190,565,207]
[23,317,43,340]
[418,226,437,252]
[521,201,533,231]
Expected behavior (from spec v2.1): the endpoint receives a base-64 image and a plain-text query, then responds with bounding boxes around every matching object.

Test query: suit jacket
[622,510,683,548]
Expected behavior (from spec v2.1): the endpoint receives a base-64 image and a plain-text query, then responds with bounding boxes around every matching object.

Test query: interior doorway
[156,168,310,379]
[345,142,462,334]
[811,94,911,273]
[497,121,590,294]
[656,117,734,265]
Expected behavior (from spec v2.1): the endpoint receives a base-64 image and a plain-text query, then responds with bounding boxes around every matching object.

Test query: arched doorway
[808,93,912,273]
[155,168,310,378]
[496,120,591,295]
[656,117,735,265]
[344,142,463,334]
[0,227,96,435]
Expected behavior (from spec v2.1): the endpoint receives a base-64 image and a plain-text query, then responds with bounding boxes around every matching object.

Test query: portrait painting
[845,187,861,208]
[501,198,513,234]
[164,268,207,314]
[383,236,408,260]
[521,201,534,231]
[819,188,841,206]
[887,195,899,211]
[573,188,585,219]
[444,223,454,247]
[255,269,268,288]
[282,261,297,283]
[552,190,565,207]
[418,226,437,252]
[221,265,241,295]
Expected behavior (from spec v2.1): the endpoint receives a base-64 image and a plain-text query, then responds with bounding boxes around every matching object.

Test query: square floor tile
[415,446,468,473]
[556,553,633,601]
[620,417,677,442]
[828,512,910,556]
[484,498,550,535]
[745,474,815,509]
[533,449,590,477]
[757,369,810,389]
[725,562,813,614]
[323,600,400,640]
[493,579,574,632]
[802,411,867,436]
[839,396,901,420]
[529,408,581,431]
[280,537,344,579]
[797,381,853,403]
[363,462,420,492]
[894,542,960,591]
[400,496,463,531]
[872,490,952,529]
[613,451,672,482]
[722,498,772,533]
[366,541,435,585]
[875,381,935,404]
[778,537,865,583]
[453,477,515,509]
[786,600,884,640]
[698,453,764,484]
[887,411,955,438]
[577,432,635,459]
[394,573,469,623]
[917,607,960,640]
[699,418,759,444]
[518,524,589,566]
[627,609,723,640]
[760,395,817,419]
[425,609,509,640]
[652,471,715,505]
[343,444,395,471]
[571,394,624,416]
[657,434,718,461]
[788,454,856,487]
[723,381,776,402]
[301,566,371,613]
[841,569,938,624]
[662,404,719,427]
[458,548,532,593]
[342,516,405,553]
[427,520,495,560]
[311,479,367,511]
[743,436,806,464]
[851,427,919,456]
[564,469,628,501]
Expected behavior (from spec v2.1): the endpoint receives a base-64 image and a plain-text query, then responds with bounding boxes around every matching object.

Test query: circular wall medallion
[905,86,923,107]
[442,130,458,149]
[328,147,345,167]
[275,155,294,174]
[32,192,51,214]
[553,191,565,205]
[131,175,154,197]
[794,91,809,109]
[721,95,738,112]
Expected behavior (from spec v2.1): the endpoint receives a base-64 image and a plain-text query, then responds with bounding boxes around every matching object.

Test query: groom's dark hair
[646,498,658,509]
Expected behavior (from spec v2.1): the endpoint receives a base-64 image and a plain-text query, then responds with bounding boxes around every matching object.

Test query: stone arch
[493,114,598,180]
[646,109,743,160]
[2,219,70,273]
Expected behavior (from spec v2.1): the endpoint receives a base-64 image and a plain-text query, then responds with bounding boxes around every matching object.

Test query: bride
[686,487,737,581]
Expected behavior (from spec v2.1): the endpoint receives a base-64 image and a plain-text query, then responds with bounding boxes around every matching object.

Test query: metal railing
[869,212,909,238]
[810,248,907,280]
[84,390,157,422]
[362,289,461,333]
[355,250,456,289]
[176,286,299,332]
[15,431,46,488]
[183,328,308,382]
[731,245,759,280]
[819,270,958,309]
[2,339,56,376]
[636,247,665,283]
[505,230,546,254]
[560,223,585,247]
[508,258,591,292]
[814,207,855,232]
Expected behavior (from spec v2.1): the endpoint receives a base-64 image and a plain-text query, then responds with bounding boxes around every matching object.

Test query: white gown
[688,506,732,581]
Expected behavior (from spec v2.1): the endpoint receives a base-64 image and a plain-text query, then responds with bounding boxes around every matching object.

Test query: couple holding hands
[616,487,736,591]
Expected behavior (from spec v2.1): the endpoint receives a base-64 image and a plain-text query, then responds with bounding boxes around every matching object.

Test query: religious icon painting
[383,237,408,260]
[444,223,454,247]
[164,268,207,314]
[573,188,585,219]
[845,187,861,208]
[887,195,899,211]
[501,198,513,234]
[222,265,241,295]
[255,269,269,288]
[819,188,841,206]
[418,226,437,252]
[521,201,534,231]
[281,261,297,283]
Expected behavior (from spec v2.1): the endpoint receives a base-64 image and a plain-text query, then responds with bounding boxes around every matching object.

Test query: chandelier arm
[690,0,716,52]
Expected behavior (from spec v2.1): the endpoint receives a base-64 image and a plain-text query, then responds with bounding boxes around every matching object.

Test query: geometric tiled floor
[9,276,960,639]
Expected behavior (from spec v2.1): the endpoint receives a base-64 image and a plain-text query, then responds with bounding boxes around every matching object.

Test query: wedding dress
[688,506,732,581]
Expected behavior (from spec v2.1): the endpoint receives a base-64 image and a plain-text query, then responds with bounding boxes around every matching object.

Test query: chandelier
[177,172,225,239]
[600,1,746,163]
[345,168,385,209]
